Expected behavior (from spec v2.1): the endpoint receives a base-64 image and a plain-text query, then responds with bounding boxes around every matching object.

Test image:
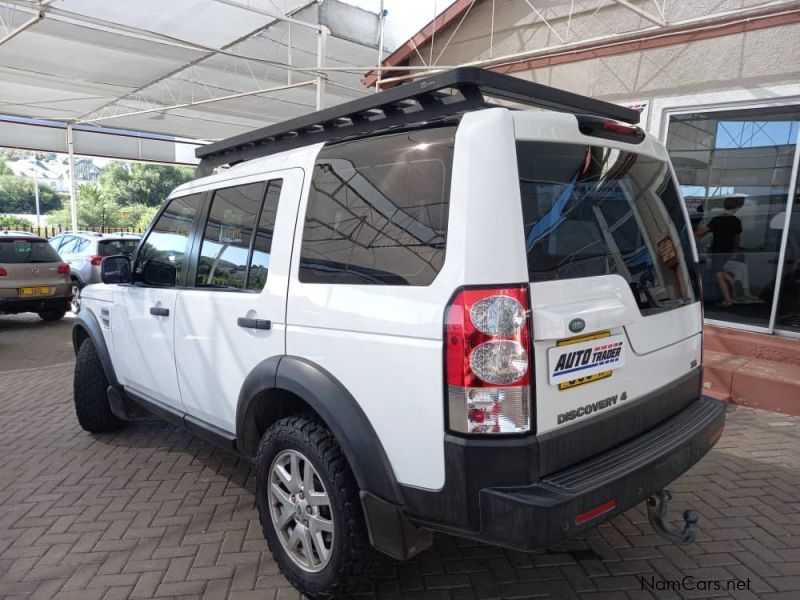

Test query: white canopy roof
[0,0,393,147]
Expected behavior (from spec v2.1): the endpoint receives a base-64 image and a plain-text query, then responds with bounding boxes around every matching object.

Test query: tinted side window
[136,194,203,286]
[248,180,283,290]
[298,127,455,285]
[195,183,265,290]
[74,238,91,254]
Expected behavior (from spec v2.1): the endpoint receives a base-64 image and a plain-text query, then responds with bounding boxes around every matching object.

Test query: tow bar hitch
[647,489,698,544]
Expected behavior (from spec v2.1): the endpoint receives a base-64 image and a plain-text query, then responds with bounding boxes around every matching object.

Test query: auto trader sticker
[548,333,626,385]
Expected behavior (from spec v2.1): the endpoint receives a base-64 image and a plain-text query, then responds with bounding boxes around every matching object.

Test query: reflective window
[667,106,800,328]
[196,183,265,290]
[776,170,800,332]
[248,180,283,290]
[517,142,695,315]
[136,194,203,287]
[299,127,455,285]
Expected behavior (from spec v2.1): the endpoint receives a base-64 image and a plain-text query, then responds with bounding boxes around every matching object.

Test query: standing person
[695,196,743,308]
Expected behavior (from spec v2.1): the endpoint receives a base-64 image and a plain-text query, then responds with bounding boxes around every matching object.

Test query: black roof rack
[195,67,640,175]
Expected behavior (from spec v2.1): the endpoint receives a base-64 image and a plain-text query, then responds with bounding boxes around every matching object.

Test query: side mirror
[100,255,130,284]
[141,259,176,286]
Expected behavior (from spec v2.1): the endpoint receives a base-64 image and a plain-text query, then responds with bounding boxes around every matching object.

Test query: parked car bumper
[466,396,725,551]
[0,295,71,315]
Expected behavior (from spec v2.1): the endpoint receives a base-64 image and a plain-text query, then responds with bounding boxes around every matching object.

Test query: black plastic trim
[538,367,702,476]
[71,309,119,387]
[123,388,238,452]
[474,396,725,551]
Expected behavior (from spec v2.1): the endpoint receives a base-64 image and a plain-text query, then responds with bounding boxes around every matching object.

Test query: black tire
[255,415,380,599]
[38,310,66,321]
[73,340,124,433]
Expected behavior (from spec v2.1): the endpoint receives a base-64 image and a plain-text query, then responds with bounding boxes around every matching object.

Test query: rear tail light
[57,263,70,275]
[0,266,7,276]
[445,286,533,435]
[87,255,103,266]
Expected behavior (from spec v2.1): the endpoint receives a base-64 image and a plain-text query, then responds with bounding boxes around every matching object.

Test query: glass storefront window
[666,106,800,331]
[775,169,800,332]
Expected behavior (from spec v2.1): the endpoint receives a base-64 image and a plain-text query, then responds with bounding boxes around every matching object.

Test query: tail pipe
[647,489,699,545]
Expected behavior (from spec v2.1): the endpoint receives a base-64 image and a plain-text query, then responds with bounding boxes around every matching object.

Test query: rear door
[513,114,702,471]
[174,172,298,433]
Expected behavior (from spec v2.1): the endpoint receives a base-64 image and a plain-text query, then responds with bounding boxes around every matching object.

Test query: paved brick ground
[2,313,800,599]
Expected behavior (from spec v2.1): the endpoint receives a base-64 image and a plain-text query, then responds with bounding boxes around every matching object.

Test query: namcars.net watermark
[641,575,752,593]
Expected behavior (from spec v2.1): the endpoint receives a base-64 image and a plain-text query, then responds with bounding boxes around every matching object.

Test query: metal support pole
[316,28,326,110]
[287,22,292,85]
[66,124,78,232]
[375,1,386,92]
[32,167,40,229]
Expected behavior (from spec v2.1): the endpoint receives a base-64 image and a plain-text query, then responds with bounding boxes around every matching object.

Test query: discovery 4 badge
[548,333,626,385]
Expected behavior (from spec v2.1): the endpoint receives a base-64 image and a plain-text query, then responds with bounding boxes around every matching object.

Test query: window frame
[185,178,285,294]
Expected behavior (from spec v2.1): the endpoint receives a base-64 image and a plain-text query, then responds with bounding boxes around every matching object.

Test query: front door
[112,193,204,407]
[174,171,300,432]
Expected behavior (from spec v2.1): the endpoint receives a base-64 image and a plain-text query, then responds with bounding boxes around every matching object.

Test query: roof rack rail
[195,67,640,175]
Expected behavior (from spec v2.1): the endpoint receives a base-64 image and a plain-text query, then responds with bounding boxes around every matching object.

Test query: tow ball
[647,489,698,544]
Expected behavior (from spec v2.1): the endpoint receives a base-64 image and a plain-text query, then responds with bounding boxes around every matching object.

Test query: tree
[0,214,31,229]
[0,174,64,213]
[100,162,194,207]
[0,156,12,176]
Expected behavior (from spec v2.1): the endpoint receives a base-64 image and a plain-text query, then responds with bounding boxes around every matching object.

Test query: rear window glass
[517,141,695,313]
[99,239,140,256]
[0,239,61,263]
[298,126,455,285]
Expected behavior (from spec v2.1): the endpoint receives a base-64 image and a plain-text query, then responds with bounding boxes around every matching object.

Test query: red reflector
[575,499,617,525]
[57,263,70,275]
[602,121,638,134]
[88,255,103,266]
[0,266,7,276]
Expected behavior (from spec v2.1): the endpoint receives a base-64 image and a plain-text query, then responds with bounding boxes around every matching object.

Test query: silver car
[0,234,72,320]
[49,232,141,312]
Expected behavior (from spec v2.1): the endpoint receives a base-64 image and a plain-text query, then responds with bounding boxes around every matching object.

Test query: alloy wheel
[70,283,81,314]
[267,449,335,573]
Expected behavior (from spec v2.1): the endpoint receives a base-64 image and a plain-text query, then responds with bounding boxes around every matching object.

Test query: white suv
[70,68,725,599]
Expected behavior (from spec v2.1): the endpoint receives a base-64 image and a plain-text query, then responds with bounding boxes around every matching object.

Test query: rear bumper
[473,396,725,551]
[0,295,71,314]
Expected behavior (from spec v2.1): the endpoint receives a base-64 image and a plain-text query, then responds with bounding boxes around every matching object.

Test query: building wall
[405,0,800,134]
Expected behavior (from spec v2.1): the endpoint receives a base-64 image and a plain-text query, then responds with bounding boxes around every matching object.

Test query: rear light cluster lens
[57,263,70,275]
[446,287,532,435]
[0,266,7,276]
[88,255,103,266]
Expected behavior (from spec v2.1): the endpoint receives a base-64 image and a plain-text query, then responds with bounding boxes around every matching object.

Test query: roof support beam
[211,0,324,32]
[610,0,667,26]
[79,80,316,124]
[0,0,54,47]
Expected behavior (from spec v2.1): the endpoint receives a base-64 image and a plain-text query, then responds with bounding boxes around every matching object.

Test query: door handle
[150,306,170,317]
[237,317,271,330]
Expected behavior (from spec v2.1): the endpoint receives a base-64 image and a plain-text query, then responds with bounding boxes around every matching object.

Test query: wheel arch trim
[72,309,119,388]
[236,355,403,505]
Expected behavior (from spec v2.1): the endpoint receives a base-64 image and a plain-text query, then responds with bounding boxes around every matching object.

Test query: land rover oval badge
[569,318,586,333]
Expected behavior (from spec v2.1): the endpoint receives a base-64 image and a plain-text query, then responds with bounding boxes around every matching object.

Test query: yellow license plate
[557,331,612,390]
[19,287,52,296]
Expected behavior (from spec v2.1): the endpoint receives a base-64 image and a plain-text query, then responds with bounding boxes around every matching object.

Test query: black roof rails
[195,67,640,175]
